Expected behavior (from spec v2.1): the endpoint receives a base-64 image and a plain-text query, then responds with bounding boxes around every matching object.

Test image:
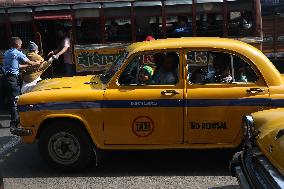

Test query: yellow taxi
[13,38,284,170]
[230,109,284,188]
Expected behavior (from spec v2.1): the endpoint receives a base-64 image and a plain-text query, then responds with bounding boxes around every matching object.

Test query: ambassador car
[12,38,284,170]
[230,109,284,189]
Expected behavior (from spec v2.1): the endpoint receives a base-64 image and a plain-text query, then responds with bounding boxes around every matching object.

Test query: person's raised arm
[53,38,70,59]
[53,46,69,59]
[48,48,60,57]
[25,60,41,66]
[19,64,29,69]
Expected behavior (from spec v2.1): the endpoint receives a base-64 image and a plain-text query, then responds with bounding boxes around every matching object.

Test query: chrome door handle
[161,90,180,95]
[246,88,265,94]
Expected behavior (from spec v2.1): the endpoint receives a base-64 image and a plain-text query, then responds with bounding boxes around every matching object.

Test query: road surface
[0,116,239,189]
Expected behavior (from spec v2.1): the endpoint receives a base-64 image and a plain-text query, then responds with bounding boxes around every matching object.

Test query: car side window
[187,51,258,84]
[119,51,180,86]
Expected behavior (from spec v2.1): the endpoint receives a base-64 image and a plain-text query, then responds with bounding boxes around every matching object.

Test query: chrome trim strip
[72,3,101,10]
[134,1,162,7]
[35,5,71,12]
[102,2,131,8]
[196,0,223,3]
[8,8,32,13]
[165,0,193,6]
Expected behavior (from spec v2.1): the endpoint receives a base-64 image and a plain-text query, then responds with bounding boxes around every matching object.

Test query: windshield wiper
[84,81,98,85]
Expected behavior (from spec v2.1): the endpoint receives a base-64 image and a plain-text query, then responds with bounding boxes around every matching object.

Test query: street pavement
[0,113,240,189]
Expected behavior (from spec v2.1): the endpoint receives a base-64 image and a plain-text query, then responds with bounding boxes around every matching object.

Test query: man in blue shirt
[2,37,41,130]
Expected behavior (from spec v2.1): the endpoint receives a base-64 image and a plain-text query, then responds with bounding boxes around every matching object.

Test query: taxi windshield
[100,51,128,84]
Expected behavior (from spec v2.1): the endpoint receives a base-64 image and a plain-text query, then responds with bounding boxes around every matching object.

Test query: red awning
[34,15,72,20]
[0,0,130,7]
[0,0,84,7]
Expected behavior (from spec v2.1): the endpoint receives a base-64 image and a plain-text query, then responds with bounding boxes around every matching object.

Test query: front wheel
[39,121,95,171]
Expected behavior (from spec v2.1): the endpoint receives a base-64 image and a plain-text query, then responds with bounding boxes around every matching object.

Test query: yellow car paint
[251,109,284,176]
[17,37,284,151]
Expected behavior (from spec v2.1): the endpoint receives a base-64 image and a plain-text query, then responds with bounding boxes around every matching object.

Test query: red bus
[262,0,284,72]
[0,0,262,74]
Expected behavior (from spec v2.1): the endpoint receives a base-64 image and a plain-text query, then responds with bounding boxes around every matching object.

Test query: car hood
[32,75,103,92]
[252,108,284,176]
[18,75,105,107]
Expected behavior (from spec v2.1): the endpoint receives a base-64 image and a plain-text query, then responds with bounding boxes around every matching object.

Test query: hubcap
[48,132,80,165]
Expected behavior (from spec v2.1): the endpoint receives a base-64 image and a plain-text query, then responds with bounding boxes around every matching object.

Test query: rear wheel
[39,120,95,171]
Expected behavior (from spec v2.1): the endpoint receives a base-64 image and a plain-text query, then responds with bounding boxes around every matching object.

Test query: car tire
[38,120,95,171]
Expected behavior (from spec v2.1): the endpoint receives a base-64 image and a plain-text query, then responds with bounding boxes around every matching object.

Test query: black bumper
[230,148,284,189]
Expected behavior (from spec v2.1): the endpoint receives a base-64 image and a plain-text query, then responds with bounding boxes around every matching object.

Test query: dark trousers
[0,74,7,110]
[64,63,76,77]
[4,74,20,127]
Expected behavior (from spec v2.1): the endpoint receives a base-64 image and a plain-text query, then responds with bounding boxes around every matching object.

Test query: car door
[184,50,270,145]
[103,50,184,145]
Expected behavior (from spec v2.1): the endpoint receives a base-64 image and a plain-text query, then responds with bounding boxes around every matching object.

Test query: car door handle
[246,88,265,94]
[161,90,180,95]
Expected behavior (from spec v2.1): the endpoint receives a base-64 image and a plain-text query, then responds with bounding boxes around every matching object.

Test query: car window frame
[109,49,184,89]
[184,48,268,87]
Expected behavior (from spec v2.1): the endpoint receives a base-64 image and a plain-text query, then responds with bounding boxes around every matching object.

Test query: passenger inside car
[119,51,179,86]
[190,68,206,83]
[187,51,259,84]
[153,52,179,85]
[152,52,165,72]
[138,65,154,85]
[210,53,233,83]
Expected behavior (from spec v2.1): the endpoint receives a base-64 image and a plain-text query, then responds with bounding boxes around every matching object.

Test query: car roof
[126,37,256,54]
[126,37,284,86]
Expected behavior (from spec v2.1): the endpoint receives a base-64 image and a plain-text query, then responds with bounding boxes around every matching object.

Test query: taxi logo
[132,116,154,137]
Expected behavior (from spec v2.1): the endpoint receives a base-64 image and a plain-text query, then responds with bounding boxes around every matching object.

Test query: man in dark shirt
[48,30,74,76]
